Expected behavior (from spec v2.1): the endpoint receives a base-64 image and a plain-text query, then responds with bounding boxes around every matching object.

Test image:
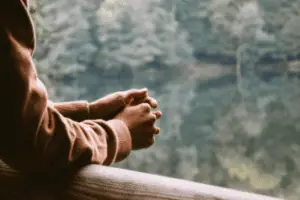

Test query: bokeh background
[30,0,300,199]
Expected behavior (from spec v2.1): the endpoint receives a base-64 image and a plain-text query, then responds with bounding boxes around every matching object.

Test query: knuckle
[143,97,150,103]
[146,96,152,101]
[149,98,156,104]
[115,92,124,100]
[149,126,157,135]
[150,97,156,103]
[155,111,162,119]
[141,103,151,112]
[149,115,156,123]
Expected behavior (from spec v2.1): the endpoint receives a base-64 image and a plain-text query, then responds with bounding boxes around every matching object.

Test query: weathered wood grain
[0,160,284,200]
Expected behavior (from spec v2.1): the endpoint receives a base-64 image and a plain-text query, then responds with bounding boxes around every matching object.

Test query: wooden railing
[0,160,284,200]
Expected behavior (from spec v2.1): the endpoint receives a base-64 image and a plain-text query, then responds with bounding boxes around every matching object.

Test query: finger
[127,88,148,98]
[145,123,160,135]
[144,97,158,109]
[144,133,156,147]
[146,112,161,126]
[153,111,162,119]
[140,103,152,113]
[129,96,146,106]
[131,96,158,109]
[125,88,148,105]
[146,113,157,125]
[111,92,128,106]
[133,132,156,150]
[154,127,160,135]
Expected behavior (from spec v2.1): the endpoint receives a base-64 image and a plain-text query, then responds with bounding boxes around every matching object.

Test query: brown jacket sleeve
[0,0,132,174]
[51,100,91,122]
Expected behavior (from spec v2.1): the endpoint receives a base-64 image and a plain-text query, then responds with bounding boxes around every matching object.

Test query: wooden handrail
[0,160,284,200]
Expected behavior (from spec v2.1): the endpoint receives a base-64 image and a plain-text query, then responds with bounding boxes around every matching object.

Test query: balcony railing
[0,160,284,200]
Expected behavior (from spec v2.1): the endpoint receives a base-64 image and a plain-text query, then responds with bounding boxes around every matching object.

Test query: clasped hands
[89,88,162,150]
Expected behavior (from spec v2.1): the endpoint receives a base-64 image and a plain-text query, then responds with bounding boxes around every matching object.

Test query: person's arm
[51,89,158,122]
[50,100,91,122]
[0,0,132,174]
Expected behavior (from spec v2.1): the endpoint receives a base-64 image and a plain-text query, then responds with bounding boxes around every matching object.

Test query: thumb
[125,88,148,104]
[128,88,148,97]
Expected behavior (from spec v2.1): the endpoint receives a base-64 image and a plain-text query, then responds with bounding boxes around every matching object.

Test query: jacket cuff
[105,119,132,164]
[53,101,90,122]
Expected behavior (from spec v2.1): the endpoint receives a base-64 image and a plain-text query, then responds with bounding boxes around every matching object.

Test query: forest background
[29,0,300,199]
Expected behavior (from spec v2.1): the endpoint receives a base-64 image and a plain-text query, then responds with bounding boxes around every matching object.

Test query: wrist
[88,100,105,119]
[89,96,126,120]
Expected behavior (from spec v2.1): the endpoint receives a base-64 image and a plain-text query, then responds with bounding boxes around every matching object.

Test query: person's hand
[115,103,162,150]
[89,88,158,120]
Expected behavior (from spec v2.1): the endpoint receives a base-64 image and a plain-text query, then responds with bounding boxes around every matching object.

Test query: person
[0,0,162,175]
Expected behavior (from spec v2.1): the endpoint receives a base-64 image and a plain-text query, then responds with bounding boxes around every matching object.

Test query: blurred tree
[28,0,300,199]
[30,0,90,101]
[94,0,195,93]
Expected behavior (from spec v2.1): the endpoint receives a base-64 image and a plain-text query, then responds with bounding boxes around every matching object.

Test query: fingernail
[155,128,160,135]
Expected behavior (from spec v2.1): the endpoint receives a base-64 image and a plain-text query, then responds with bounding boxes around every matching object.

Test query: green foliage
[30,0,90,101]
[95,0,194,69]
